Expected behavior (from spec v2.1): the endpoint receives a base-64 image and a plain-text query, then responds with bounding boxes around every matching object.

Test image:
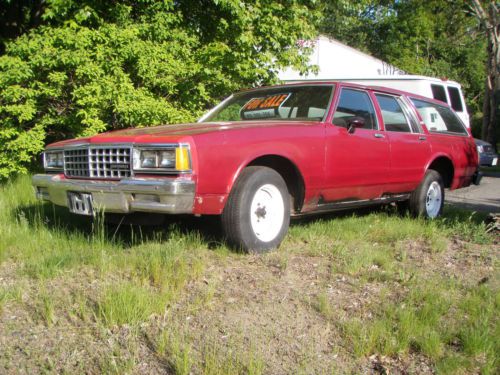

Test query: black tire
[409,170,444,218]
[221,166,290,253]
[395,200,410,216]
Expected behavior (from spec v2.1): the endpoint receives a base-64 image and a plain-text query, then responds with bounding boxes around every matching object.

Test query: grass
[36,289,56,326]
[312,277,499,374]
[154,326,266,375]
[0,175,497,374]
[313,252,498,373]
[0,286,22,313]
[156,329,193,375]
[97,282,170,326]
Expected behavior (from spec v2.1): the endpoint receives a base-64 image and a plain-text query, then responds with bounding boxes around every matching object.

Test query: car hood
[47,121,317,148]
[474,138,492,147]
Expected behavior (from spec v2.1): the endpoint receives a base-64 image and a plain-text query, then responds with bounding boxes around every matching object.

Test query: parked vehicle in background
[475,138,498,167]
[33,82,480,252]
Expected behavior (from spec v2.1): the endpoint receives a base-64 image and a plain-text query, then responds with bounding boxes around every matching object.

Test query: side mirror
[347,117,365,134]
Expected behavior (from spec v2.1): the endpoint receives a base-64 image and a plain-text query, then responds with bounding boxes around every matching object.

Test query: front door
[323,88,390,202]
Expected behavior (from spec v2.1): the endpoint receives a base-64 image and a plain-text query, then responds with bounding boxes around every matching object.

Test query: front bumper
[32,174,195,214]
[479,154,498,167]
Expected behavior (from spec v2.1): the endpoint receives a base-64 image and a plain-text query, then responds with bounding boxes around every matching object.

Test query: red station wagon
[33,82,481,252]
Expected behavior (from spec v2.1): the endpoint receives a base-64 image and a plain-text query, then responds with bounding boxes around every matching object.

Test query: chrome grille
[64,148,90,178]
[64,146,132,179]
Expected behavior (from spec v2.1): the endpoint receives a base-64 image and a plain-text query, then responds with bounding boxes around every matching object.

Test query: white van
[286,75,470,127]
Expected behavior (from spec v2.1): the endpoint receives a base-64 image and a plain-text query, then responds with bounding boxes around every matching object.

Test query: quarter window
[375,94,412,133]
[332,89,377,130]
[411,98,468,135]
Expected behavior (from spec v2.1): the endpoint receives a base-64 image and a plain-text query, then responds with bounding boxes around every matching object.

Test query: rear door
[374,93,431,193]
[323,87,390,202]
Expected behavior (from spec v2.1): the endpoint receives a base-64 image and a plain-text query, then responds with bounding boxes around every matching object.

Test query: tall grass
[0,175,209,328]
[314,275,499,374]
[288,207,490,256]
[0,176,496,374]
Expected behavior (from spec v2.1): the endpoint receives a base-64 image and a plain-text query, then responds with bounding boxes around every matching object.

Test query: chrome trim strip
[198,94,235,122]
[294,193,411,216]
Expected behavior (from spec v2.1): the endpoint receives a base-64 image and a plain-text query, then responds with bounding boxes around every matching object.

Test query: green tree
[319,0,393,53]
[0,0,319,179]
[320,0,488,133]
[370,1,486,116]
[0,0,45,53]
[471,0,499,150]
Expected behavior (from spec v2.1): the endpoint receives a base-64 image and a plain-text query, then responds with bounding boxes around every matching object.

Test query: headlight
[133,146,190,172]
[43,151,64,170]
[141,151,159,168]
[476,145,484,153]
[159,150,176,168]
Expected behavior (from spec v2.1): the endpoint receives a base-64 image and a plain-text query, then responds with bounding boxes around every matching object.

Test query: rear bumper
[32,174,195,214]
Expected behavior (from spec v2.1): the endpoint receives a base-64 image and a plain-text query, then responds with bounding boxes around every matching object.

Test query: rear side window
[447,86,463,112]
[411,98,467,135]
[431,84,447,103]
[332,89,377,130]
[375,94,411,133]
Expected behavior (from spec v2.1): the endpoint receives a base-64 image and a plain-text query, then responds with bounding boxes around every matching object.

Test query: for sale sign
[240,93,291,119]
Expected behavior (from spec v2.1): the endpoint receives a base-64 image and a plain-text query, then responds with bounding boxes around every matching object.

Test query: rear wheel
[409,170,444,218]
[221,166,290,253]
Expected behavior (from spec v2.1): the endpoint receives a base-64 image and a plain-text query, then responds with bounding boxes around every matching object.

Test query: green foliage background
[0,0,492,179]
[0,0,319,179]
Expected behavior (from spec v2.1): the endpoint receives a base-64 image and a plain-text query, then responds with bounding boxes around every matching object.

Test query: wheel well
[428,157,454,188]
[247,155,305,213]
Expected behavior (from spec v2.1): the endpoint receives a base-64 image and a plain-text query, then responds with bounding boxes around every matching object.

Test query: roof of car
[284,75,462,86]
[240,81,453,109]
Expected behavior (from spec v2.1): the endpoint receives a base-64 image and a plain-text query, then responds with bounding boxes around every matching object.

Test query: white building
[278,36,407,81]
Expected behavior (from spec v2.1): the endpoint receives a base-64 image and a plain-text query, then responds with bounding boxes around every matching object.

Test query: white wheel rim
[425,181,442,218]
[250,184,285,242]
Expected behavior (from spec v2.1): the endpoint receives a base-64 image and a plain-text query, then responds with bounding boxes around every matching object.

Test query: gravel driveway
[446,174,500,213]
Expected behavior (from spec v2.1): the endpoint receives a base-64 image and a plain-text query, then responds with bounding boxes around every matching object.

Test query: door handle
[419,136,427,141]
[374,133,385,138]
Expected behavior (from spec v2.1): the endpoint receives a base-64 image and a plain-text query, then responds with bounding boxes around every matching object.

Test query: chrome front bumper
[32,174,195,214]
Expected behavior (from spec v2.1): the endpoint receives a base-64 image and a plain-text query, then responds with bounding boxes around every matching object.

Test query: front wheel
[409,170,444,218]
[221,166,290,253]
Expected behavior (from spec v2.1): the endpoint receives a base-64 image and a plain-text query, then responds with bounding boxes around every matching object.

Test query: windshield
[201,85,334,122]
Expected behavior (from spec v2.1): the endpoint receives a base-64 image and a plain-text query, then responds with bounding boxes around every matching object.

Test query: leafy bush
[0,0,318,179]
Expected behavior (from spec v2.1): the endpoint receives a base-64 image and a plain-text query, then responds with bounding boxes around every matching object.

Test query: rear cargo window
[447,86,463,112]
[411,99,468,135]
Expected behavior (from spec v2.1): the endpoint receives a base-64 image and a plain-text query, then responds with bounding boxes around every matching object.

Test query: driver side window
[332,89,377,130]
